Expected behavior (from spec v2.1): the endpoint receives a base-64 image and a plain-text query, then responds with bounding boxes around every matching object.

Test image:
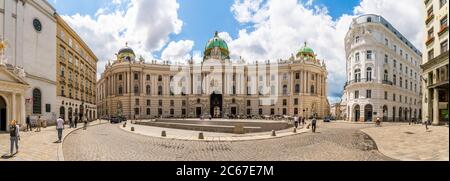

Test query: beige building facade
[55,14,98,122]
[97,32,329,119]
[422,0,448,125]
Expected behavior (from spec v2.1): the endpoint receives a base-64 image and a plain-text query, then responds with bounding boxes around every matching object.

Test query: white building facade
[342,14,423,122]
[1,0,57,129]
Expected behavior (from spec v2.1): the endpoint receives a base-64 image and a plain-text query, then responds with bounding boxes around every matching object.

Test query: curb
[359,128,400,161]
[119,123,310,142]
[57,121,108,161]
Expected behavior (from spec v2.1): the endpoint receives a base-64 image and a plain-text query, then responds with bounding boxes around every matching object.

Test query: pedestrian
[311,116,317,133]
[294,115,299,129]
[56,116,65,143]
[35,116,42,132]
[26,115,32,132]
[375,117,381,127]
[9,120,20,156]
[74,116,78,128]
[69,115,73,128]
[423,117,429,131]
[83,116,88,130]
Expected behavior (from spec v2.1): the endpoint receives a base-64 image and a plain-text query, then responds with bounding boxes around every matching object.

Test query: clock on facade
[33,18,42,32]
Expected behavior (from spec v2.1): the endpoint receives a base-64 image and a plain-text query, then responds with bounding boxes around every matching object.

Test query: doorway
[364,104,373,122]
[0,96,6,131]
[210,93,223,118]
[196,107,202,118]
[353,105,360,122]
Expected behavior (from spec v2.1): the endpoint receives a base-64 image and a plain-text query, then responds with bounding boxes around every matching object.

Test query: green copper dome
[204,31,230,58]
[297,42,315,58]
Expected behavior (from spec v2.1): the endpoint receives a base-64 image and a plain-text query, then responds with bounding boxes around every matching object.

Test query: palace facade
[97,32,330,119]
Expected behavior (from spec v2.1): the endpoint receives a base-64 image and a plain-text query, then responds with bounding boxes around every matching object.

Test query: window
[400,50,403,56]
[134,73,139,80]
[60,66,65,77]
[283,99,287,106]
[294,108,298,115]
[147,100,151,106]
[406,80,408,89]
[295,84,300,93]
[283,85,288,95]
[355,52,360,61]
[271,74,275,81]
[310,85,315,94]
[68,52,73,64]
[182,109,186,115]
[393,59,397,67]
[393,94,396,101]
[428,28,434,40]
[118,86,123,95]
[393,45,397,53]
[259,109,263,115]
[441,40,448,53]
[61,86,65,96]
[146,85,151,95]
[158,100,163,107]
[428,49,434,60]
[367,17,372,22]
[158,75,163,82]
[170,100,174,107]
[400,95,402,102]
[182,100,186,106]
[247,100,251,106]
[355,36,360,43]
[400,77,403,87]
[134,85,139,94]
[296,73,300,79]
[283,108,287,115]
[118,74,123,81]
[158,86,163,95]
[366,67,372,81]
[134,108,139,115]
[354,91,359,99]
[247,109,252,115]
[283,73,288,80]
[146,75,150,81]
[59,46,66,58]
[354,69,361,82]
[385,38,389,46]
[294,98,298,105]
[384,54,388,64]
[384,91,388,100]
[158,108,163,116]
[400,63,403,71]
[135,99,139,106]
[384,70,389,81]
[441,16,448,30]
[146,108,151,115]
[366,90,372,98]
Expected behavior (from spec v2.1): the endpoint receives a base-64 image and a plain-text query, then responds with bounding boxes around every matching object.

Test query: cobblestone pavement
[63,122,394,161]
[362,124,449,161]
[0,120,105,161]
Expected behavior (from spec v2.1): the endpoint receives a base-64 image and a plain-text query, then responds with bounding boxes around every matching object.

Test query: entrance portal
[196,107,202,118]
[210,93,223,118]
[353,105,360,122]
[364,104,373,122]
[0,96,6,131]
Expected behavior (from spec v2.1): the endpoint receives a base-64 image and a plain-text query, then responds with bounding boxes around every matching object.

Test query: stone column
[20,93,25,125]
[433,88,439,125]
[12,93,16,122]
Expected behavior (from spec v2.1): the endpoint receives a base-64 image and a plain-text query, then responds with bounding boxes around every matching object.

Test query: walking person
[74,116,78,128]
[311,116,317,133]
[56,116,65,143]
[423,117,429,131]
[294,115,299,129]
[68,115,73,128]
[9,120,20,156]
[35,116,42,132]
[83,116,88,130]
[26,115,32,132]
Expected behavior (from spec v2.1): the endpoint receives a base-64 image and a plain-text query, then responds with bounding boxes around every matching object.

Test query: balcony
[438,25,448,37]
[382,80,393,85]
[426,36,435,46]
[425,14,434,25]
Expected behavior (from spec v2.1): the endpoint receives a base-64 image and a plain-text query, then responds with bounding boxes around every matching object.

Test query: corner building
[97,32,329,119]
[342,14,423,122]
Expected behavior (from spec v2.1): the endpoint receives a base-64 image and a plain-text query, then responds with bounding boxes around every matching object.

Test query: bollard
[271,130,276,136]
[198,132,204,139]
[161,130,167,137]
[131,127,135,132]
[123,122,127,128]
[293,128,297,133]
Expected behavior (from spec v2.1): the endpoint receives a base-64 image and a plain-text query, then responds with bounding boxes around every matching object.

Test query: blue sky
[49,0,360,57]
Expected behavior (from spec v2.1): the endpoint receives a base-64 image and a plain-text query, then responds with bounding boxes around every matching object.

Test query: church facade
[97,32,330,119]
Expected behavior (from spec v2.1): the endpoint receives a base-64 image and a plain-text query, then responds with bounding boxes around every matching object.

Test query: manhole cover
[404,132,415,135]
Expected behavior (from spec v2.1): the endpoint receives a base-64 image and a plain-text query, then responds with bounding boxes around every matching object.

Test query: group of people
[4,115,89,157]
[293,115,318,133]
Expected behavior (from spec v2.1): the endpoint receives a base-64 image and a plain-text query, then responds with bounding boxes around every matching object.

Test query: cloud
[228,0,423,103]
[60,0,183,79]
[161,40,194,63]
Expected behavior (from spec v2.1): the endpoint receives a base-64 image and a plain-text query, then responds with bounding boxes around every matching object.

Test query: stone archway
[382,105,388,122]
[353,104,360,122]
[0,96,7,131]
[364,104,373,122]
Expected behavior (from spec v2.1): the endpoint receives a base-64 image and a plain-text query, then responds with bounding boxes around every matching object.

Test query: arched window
[354,69,361,82]
[393,74,397,85]
[310,85,315,94]
[283,85,288,95]
[400,77,403,87]
[366,67,372,81]
[33,88,42,114]
[158,75,163,82]
[355,36,360,44]
[367,17,372,22]
[146,85,151,95]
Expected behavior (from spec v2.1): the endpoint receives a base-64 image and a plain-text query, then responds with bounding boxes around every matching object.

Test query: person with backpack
[56,117,65,143]
[9,120,20,156]
[35,116,42,132]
